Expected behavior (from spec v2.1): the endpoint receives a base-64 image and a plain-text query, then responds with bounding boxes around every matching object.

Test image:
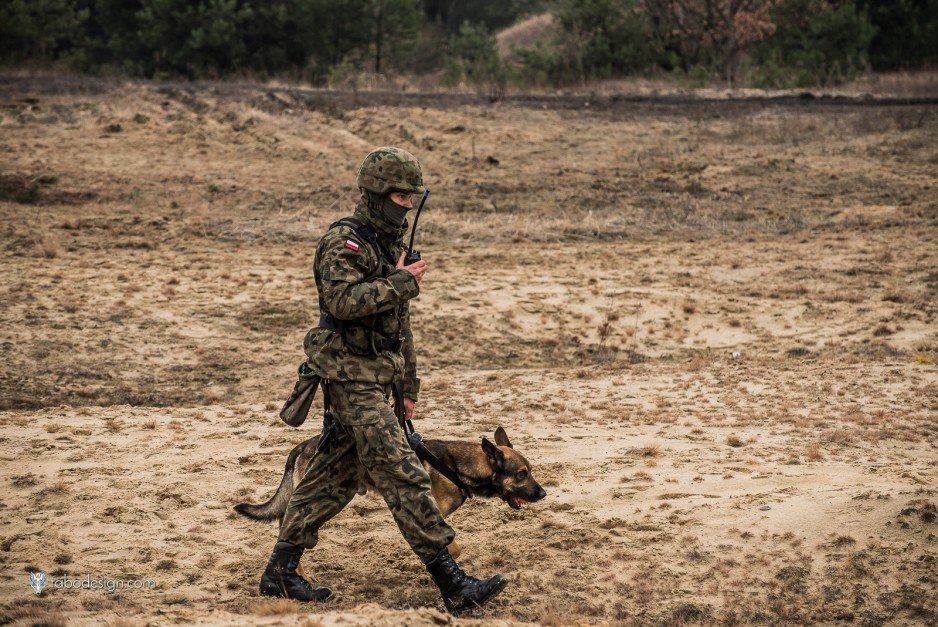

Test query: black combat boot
[259,541,332,601]
[425,547,507,615]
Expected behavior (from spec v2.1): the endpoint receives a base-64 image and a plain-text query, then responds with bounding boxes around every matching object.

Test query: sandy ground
[0,76,936,625]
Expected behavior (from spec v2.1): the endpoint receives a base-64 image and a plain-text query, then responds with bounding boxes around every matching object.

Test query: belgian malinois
[235,426,546,561]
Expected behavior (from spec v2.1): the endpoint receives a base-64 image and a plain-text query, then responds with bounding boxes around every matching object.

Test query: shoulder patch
[344,240,360,251]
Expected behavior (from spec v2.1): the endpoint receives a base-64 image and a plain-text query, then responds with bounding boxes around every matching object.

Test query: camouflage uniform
[278,151,454,563]
[301,200,420,400]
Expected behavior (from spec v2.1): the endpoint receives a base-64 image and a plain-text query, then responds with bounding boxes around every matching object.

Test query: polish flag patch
[344,240,360,251]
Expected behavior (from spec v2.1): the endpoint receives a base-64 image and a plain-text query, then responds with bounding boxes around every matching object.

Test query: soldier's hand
[397,251,427,283]
[403,397,416,420]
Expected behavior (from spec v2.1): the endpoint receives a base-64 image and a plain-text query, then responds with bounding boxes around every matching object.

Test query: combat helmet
[357,147,426,195]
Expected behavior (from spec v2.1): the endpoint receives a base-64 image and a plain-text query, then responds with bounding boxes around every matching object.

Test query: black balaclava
[364,190,410,229]
[381,194,409,227]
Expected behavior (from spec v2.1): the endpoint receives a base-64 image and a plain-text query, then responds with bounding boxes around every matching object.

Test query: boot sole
[448,575,508,616]
[260,581,333,602]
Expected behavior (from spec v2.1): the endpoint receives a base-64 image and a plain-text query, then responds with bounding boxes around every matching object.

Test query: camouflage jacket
[304,198,421,400]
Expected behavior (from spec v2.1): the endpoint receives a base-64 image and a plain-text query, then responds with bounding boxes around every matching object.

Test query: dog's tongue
[508,497,527,509]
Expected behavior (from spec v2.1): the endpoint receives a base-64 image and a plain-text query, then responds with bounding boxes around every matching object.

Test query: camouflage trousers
[277,380,455,563]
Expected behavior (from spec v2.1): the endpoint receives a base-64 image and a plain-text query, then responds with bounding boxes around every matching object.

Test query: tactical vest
[316,216,406,357]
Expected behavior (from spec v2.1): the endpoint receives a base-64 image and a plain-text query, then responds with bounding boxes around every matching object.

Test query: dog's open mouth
[505,496,527,510]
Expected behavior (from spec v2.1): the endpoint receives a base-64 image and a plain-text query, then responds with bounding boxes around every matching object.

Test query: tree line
[1,0,935,88]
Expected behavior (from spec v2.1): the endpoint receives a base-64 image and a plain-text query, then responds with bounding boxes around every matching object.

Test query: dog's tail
[233,442,304,522]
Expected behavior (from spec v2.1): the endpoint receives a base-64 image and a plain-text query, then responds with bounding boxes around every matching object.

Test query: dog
[235,426,546,564]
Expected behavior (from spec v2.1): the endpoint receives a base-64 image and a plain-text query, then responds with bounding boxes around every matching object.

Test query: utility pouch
[279,362,321,427]
[342,325,375,357]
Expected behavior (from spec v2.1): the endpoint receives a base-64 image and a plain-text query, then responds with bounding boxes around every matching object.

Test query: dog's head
[481,426,547,510]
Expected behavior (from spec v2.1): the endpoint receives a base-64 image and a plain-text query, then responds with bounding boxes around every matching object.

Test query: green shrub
[442,21,508,92]
[751,0,876,87]
[554,0,658,82]
[859,0,938,70]
[0,0,88,63]
[511,45,567,87]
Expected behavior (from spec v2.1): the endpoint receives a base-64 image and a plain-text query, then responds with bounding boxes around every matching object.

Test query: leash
[316,381,339,454]
[392,382,473,502]
[316,380,473,502]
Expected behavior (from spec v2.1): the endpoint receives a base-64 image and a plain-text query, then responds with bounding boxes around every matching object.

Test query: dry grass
[805,443,824,461]
[37,236,59,259]
[827,534,857,548]
[38,479,70,496]
[845,69,938,98]
[249,599,302,616]
[0,606,67,626]
[634,444,663,458]
[537,602,576,626]
[822,429,855,445]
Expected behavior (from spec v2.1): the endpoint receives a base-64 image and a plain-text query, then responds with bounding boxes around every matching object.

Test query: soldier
[257,147,507,615]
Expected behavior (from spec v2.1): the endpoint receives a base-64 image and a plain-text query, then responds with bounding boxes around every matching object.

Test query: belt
[319,313,404,353]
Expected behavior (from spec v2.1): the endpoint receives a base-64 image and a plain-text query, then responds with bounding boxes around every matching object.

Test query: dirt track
[0,76,936,625]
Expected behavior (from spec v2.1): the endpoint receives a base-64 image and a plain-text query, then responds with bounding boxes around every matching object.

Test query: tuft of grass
[805,443,824,461]
[634,444,662,457]
[2,183,41,204]
[0,607,67,625]
[141,419,157,430]
[40,479,70,496]
[53,552,72,565]
[682,300,697,315]
[538,603,575,626]
[250,599,301,616]
[727,435,744,447]
[38,236,59,259]
[822,429,854,445]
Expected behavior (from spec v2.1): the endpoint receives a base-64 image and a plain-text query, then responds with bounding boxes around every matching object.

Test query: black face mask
[380,194,410,227]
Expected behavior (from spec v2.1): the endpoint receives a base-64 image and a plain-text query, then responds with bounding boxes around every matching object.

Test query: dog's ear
[481,437,504,468]
[494,426,513,448]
